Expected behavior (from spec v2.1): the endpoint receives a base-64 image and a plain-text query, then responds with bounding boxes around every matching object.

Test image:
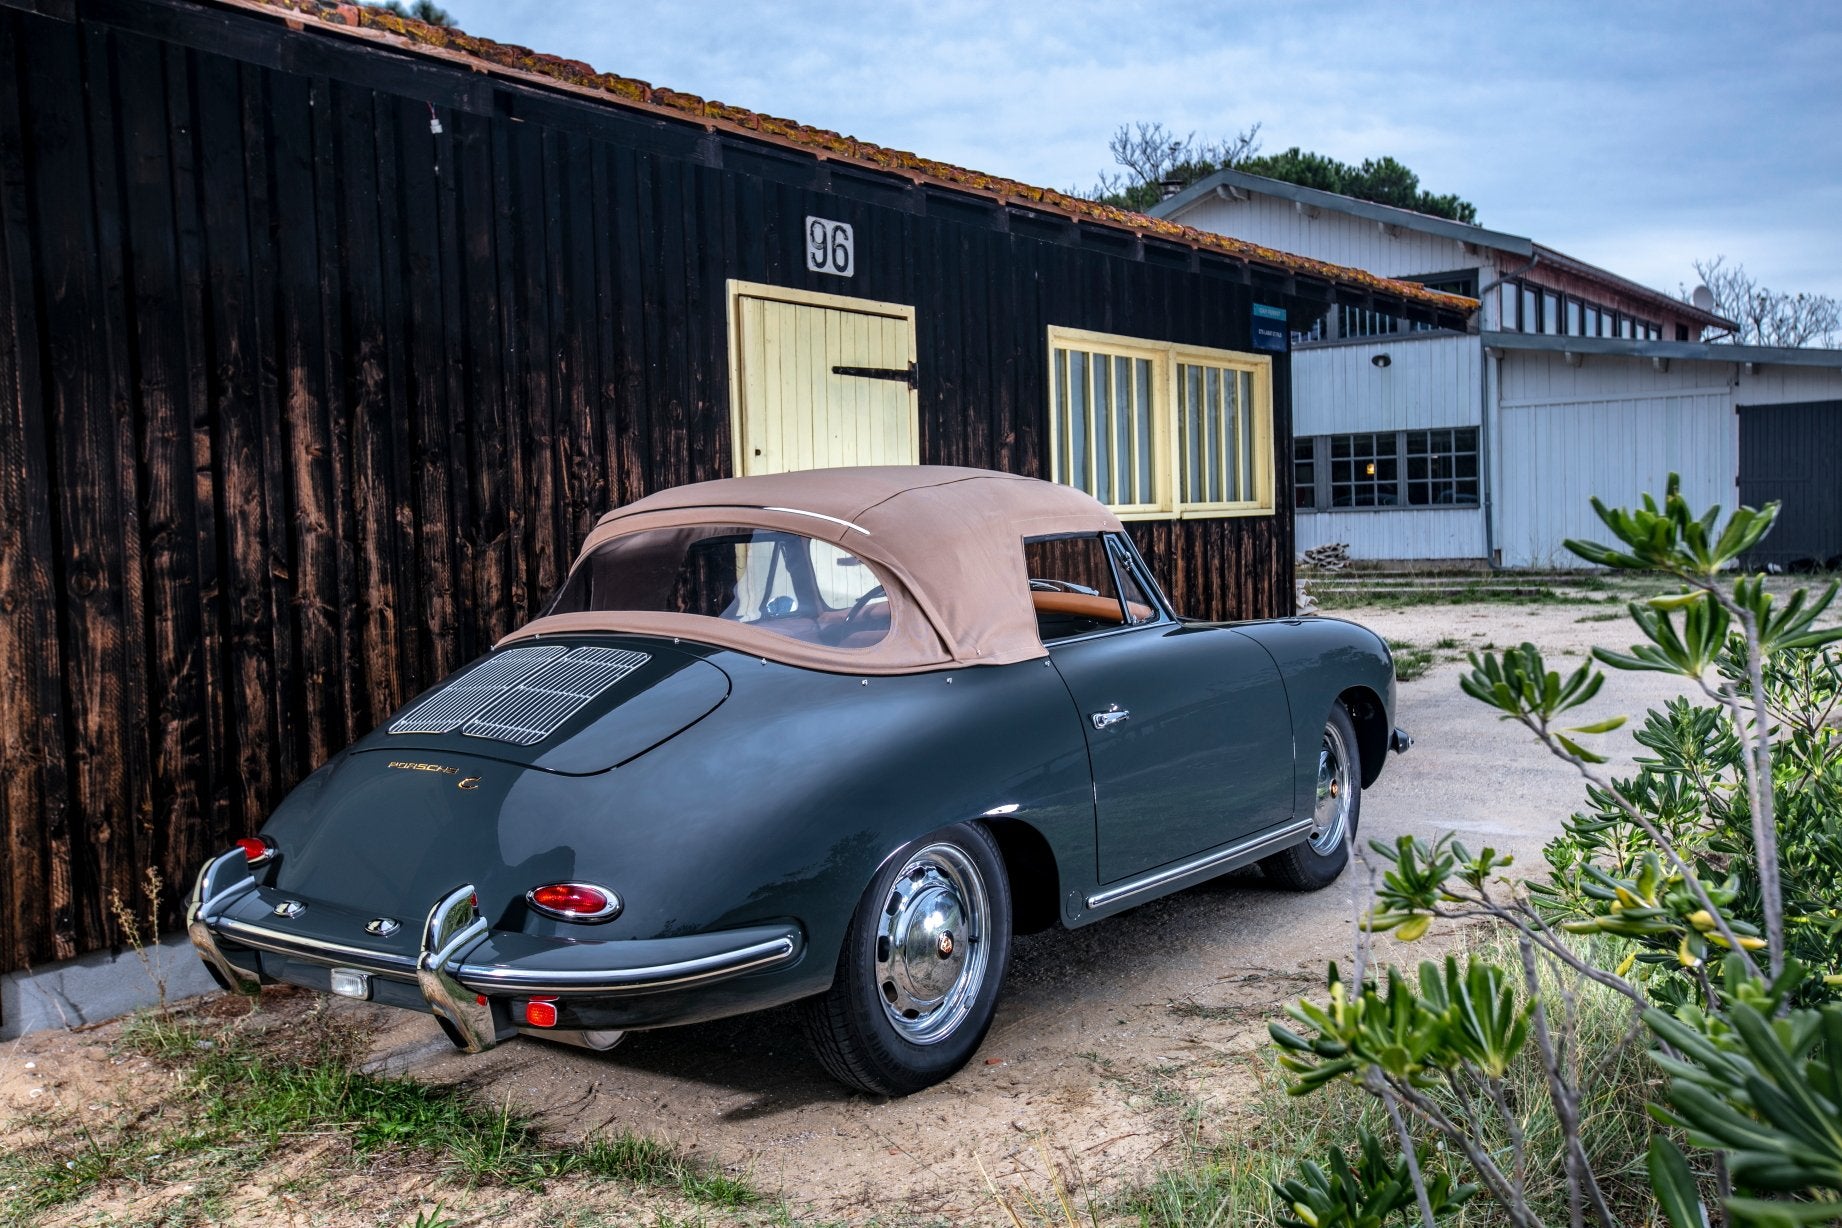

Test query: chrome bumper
[186,850,803,1054]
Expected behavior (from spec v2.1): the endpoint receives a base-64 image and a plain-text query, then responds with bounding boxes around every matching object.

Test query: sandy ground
[0,595,1790,1225]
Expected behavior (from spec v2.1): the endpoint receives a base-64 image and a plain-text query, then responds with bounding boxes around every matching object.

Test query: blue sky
[437,0,1842,301]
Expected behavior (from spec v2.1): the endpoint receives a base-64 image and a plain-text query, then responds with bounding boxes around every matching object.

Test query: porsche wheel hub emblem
[365,917,400,937]
[937,931,955,959]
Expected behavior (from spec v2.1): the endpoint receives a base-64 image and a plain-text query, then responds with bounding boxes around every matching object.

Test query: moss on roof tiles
[251,0,1477,316]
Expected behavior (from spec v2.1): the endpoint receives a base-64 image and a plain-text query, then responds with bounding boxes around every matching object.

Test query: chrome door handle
[1090,706,1130,730]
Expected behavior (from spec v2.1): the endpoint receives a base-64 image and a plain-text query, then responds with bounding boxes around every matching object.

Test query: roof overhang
[1480,331,1842,370]
[1149,167,1535,257]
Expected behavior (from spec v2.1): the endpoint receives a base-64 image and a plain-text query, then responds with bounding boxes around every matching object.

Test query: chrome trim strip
[1084,819,1315,911]
[454,933,799,996]
[214,917,420,973]
[762,506,872,536]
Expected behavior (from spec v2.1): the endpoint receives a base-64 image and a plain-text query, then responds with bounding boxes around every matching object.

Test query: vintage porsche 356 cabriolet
[189,466,1407,1095]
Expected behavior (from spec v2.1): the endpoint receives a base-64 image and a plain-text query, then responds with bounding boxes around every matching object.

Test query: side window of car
[1024,535,1129,642]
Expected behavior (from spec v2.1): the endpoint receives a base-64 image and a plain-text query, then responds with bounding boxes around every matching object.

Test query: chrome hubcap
[1310,720,1353,855]
[875,843,990,1045]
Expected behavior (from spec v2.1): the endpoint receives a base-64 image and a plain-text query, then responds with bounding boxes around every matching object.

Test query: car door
[1028,534,1295,886]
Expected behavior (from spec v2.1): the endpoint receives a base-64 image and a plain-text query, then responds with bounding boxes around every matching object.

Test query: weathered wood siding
[0,0,1428,975]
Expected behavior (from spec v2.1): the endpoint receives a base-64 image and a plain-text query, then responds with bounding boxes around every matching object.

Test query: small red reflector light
[524,997,558,1028]
[527,882,621,921]
[235,837,272,865]
[475,995,488,1006]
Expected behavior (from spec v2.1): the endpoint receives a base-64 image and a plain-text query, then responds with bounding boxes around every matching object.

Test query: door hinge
[832,362,919,390]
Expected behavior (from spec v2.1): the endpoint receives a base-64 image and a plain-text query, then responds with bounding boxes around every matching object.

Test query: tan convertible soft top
[501,466,1129,673]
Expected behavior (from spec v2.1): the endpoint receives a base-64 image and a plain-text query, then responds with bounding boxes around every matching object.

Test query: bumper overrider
[186,849,805,1053]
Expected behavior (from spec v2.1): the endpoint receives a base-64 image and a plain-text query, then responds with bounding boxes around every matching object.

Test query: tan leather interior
[1030,590,1152,625]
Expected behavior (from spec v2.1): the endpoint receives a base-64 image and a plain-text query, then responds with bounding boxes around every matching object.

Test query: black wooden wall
[0,0,1355,976]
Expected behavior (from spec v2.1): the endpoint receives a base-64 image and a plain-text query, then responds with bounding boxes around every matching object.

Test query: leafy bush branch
[1269,475,1842,1228]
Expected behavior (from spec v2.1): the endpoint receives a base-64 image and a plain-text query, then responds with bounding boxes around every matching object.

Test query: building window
[1500,283,1519,330]
[1541,292,1559,334]
[1521,286,1538,334]
[1403,428,1480,506]
[1338,304,1401,338]
[1048,327,1274,520]
[1585,305,1600,336]
[1293,437,1316,509]
[1329,432,1399,508]
[1178,360,1261,509]
[1566,300,1583,335]
[1296,427,1481,512]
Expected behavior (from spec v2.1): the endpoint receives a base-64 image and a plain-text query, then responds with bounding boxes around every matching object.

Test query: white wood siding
[1495,352,1735,568]
[1734,364,1842,405]
[1172,195,1476,279]
[1294,334,1481,435]
[1297,508,1486,561]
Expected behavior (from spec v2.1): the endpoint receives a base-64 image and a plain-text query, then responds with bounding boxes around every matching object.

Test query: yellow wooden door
[729,282,919,476]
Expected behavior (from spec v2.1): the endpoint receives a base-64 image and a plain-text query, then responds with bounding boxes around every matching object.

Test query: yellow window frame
[1046,326,1275,521]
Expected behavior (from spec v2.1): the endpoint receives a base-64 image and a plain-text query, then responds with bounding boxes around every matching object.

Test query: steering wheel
[842,584,888,625]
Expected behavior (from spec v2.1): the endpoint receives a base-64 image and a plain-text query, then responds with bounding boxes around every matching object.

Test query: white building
[1150,170,1842,567]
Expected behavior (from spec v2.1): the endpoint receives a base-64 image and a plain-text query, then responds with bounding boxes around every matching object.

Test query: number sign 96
[805,216,854,277]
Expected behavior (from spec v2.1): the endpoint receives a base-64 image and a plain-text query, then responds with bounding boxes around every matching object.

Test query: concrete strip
[1,933,221,1039]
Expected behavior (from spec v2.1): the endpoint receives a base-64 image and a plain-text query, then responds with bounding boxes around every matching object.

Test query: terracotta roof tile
[228,0,1478,317]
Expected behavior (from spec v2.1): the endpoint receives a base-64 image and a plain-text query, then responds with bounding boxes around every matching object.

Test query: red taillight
[526,882,621,921]
[524,997,558,1028]
[235,837,273,866]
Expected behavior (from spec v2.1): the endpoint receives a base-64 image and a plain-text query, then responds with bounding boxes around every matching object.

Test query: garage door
[728,281,918,476]
[1738,400,1842,567]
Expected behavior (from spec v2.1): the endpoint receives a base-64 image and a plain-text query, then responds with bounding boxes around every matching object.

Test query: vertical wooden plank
[331,81,404,730]
[432,105,480,662]
[555,128,603,550]
[0,11,69,971]
[367,91,423,703]
[79,21,157,925]
[266,69,341,771]
[607,143,650,508]
[237,62,300,806]
[509,122,556,612]
[165,40,234,857]
[112,33,212,896]
[24,19,136,955]
[651,159,690,487]
[393,91,460,681]
[194,50,278,844]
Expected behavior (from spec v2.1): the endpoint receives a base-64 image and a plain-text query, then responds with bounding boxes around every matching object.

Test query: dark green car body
[190,606,1398,1042]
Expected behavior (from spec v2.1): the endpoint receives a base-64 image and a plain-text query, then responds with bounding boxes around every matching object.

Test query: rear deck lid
[356,636,729,775]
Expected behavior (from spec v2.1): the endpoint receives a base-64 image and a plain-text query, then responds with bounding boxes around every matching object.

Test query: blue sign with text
[1252,303,1288,352]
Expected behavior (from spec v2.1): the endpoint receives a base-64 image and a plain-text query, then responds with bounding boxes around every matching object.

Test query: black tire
[1261,704,1362,891]
[799,822,1012,1096]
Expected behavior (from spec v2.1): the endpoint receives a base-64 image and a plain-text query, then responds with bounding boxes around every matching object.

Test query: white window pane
[1114,358,1134,504]
[1069,350,1089,492]
[1092,353,1112,505]
[1239,370,1255,499]
[1135,359,1153,503]
[1204,366,1221,503]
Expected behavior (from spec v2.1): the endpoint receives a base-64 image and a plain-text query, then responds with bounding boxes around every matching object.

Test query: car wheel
[800,823,1012,1096]
[1261,704,1362,891]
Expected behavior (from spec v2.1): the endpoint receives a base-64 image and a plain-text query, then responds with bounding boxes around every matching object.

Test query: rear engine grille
[389,646,649,745]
